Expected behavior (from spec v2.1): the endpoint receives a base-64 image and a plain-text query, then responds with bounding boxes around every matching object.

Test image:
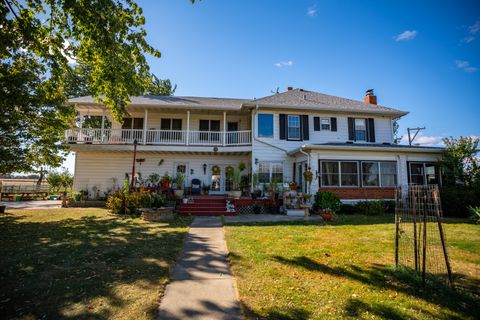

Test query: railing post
[143,109,148,145]
[186,110,190,146]
[223,111,226,146]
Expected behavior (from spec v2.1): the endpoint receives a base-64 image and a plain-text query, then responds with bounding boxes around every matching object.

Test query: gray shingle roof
[67,89,408,117]
[67,95,249,110]
[244,89,408,117]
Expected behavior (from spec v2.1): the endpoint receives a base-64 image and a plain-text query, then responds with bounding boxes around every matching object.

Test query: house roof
[67,95,249,111]
[67,88,409,117]
[243,89,408,117]
[288,142,444,155]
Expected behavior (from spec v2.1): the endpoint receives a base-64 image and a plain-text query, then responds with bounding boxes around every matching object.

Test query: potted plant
[231,169,242,198]
[161,174,170,189]
[238,160,246,172]
[174,173,185,199]
[202,184,210,195]
[251,173,262,199]
[148,173,161,188]
[313,191,341,221]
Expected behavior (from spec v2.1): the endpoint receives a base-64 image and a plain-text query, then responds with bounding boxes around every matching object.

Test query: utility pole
[407,127,426,146]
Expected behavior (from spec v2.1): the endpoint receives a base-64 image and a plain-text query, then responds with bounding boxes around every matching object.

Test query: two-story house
[66,88,443,201]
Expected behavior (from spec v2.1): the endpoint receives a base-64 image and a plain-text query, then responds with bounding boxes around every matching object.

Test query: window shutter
[348,118,355,141]
[279,114,286,140]
[331,117,337,131]
[302,115,309,140]
[314,117,320,131]
[367,118,375,142]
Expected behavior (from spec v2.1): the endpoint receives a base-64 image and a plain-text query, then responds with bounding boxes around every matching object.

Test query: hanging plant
[212,165,220,175]
[303,169,313,183]
[238,161,246,172]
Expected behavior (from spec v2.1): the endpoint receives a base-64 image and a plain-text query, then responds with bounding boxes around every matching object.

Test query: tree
[0,0,167,174]
[441,136,480,187]
[392,119,402,144]
[46,172,63,193]
[146,75,177,96]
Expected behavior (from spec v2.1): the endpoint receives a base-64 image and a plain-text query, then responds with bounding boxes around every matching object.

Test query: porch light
[203,163,207,174]
[255,158,259,165]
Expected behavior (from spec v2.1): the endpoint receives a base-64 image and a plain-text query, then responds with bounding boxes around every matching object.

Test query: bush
[440,186,480,218]
[339,203,359,215]
[355,201,385,215]
[314,191,341,213]
[106,191,161,215]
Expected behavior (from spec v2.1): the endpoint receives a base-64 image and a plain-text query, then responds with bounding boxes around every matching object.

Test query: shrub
[106,191,159,215]
[339,203,358,215]
[314,191,341,213]
[440,186,480,218]
[355,201,385,215]
[383,200,396,214]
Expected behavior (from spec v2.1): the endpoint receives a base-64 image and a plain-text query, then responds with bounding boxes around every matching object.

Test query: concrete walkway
[224,213,324,224]
[157,216,241,320]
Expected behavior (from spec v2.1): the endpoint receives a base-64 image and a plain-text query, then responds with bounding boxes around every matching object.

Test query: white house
[66,88,443,201]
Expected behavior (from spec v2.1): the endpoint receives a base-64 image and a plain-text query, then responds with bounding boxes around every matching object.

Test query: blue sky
[64,0,480,172]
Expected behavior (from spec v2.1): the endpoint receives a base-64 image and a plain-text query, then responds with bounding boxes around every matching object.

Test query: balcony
[64,128,252,146]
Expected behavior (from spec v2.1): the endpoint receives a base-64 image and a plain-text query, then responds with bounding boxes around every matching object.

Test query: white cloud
[400,135,445,147]
[455,60,478,73]
[307,6,317,17]
[274,60,293,68]
[394,30,417,41]
[463,20,480,43]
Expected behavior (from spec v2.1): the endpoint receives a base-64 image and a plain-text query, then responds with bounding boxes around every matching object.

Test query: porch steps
[177,196,237,216]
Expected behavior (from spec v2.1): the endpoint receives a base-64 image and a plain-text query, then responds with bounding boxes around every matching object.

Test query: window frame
[320,118,331,131]
[258,161,284,184]
[257,113,274,138]
[320,160,398,188]
[161,118,182,130]
[354,118,367,141]
[408,162,440,185]
[287,115,301,140]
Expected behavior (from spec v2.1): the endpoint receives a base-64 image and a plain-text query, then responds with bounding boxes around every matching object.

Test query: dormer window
[287,115,301,140]
[354,119,367,141]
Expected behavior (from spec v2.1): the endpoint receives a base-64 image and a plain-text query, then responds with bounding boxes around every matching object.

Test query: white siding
[74,151,250,194]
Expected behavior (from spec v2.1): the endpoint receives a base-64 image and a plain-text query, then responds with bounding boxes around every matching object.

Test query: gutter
[299,147,311,168]
[288,144,445,155]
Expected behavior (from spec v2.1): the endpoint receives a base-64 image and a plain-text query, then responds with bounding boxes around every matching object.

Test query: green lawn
[225,215,480,320]
[0,208,192,320]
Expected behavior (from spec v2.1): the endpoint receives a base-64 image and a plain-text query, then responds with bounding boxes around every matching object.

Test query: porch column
[223,111,226,146]
[143,109,148,145]
[100,108,105,142]
[186,110,190,145]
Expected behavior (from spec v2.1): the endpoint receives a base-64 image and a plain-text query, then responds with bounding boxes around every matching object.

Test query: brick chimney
[287,86,293,91]
[364,89,377,104]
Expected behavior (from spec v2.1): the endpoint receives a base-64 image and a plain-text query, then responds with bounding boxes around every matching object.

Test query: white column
[143,109,148,145]
[186,110,190,145]
[223,111,226,146]
[101,108,105,142]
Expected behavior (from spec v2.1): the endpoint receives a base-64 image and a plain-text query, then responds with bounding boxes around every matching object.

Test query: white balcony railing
[65,128,252,146]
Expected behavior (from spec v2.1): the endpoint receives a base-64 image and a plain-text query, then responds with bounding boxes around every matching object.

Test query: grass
[225,215,480,319]
[0,208,192,320]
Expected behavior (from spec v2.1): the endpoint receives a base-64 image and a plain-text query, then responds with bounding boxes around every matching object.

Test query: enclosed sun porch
[65,103,252,147]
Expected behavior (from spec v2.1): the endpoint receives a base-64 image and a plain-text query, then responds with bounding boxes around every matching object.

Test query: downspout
[252,105,289,154]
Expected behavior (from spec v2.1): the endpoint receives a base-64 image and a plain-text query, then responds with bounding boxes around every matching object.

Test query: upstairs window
[320,118,331,130]
[287,115,301,140]
[258,114,273,138]
[354,119,367,141]
[161,118,182,130]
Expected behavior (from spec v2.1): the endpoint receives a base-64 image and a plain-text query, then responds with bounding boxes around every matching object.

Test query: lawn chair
[191,179,201,195]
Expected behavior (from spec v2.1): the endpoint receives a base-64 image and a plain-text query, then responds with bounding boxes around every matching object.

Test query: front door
[210,164,236,194]
[210,165,222,193]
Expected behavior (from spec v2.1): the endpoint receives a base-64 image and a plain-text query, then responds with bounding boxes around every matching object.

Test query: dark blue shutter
[314,117,320,131]
[348,118,355,141]
[279,114,286,140]
[331,117,337,131]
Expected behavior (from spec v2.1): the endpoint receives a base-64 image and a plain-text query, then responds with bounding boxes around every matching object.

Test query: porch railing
[65,128,252,146]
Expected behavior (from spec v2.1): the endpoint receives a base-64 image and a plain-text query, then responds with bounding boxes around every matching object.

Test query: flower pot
[182,198,189,204]
[231,190,242,199]
[320,213,335,221]
[174,189,184,199]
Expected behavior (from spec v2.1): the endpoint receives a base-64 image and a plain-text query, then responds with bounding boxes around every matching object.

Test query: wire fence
[395,184,453,286]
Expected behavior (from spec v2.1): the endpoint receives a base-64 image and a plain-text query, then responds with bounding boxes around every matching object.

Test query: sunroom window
[258,162,283,183]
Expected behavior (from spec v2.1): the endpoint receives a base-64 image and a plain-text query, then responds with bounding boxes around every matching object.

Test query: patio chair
[191,179,201,194]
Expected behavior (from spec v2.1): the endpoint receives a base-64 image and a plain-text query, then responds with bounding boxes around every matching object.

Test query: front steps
[177,195,237,216]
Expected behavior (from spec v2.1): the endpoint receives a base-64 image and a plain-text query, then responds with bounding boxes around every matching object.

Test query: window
[341,162,359,186]
[161,118,182,130]
[354,118,367,141]
[320,118,331,130]
[258,162,283,183]
[258,114,273,138]
[321,160,397,187]
[321,161,339,186]
[287,115,301,140]
[362,161,397,187]
[409,162,440,185]
[199,120,221,141]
